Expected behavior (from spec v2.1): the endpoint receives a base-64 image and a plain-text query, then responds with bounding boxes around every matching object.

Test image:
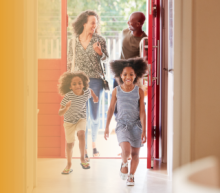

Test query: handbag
[84,51,110,91]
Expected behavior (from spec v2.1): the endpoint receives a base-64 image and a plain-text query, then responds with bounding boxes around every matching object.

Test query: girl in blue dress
[104,58,148,186]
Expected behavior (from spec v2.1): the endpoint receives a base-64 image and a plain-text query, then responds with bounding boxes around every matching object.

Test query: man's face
[127,14,139,31]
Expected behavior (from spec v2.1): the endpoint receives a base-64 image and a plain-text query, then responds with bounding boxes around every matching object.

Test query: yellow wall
[0,1,25,193]
[0,1,37,193]
[191,0,220,167]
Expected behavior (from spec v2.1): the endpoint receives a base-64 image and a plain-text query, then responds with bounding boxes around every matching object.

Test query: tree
[67,0,147,37]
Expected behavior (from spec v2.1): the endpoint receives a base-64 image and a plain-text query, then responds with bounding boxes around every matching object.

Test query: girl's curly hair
[110,57,148,84]
[58,71,90,96]
[72,10,100,35]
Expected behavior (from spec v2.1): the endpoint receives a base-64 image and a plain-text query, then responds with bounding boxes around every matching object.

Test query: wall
[173,0,220,186]
[0,1,26,193]
[191,0,220,176]
[25,0,38,192]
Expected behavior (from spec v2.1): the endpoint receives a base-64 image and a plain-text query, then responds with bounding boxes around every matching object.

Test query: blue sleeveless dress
[115,85,143,148]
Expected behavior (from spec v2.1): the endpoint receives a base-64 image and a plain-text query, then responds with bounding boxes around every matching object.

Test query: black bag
[99,59,110,91]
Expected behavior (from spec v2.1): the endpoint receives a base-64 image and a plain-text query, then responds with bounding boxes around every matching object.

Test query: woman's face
[83,16,98,34]
[120,67,136,86]
[69,76,84,95]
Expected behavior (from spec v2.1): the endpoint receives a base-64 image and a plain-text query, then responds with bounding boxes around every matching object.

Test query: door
[38,0,67,158]
[146,0,161,168]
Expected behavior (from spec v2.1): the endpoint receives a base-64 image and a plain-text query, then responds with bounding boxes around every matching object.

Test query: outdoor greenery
[67,0,147,37]
[38,0,147,38]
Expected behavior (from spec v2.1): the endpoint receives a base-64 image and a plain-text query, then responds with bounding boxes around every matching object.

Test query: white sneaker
[119,162,128,180]
[126,174,135,186]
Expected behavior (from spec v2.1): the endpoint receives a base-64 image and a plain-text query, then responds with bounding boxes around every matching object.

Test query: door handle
[148,64,151,86]
[152,40,160,85]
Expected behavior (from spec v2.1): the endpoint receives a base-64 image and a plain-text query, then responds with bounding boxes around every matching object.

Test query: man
[120,12,147,60]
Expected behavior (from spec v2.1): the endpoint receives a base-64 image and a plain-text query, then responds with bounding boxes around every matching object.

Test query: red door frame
[155,0,161,159]
[147,0,153,169]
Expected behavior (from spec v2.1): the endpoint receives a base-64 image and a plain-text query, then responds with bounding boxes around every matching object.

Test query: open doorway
[37,0,174,173]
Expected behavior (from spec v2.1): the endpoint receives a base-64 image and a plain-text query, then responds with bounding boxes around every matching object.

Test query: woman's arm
[90,89,99,103]
[139,88,147,143]
[58,101,71,116]
[104,88,117,140]
[93,36,109,61]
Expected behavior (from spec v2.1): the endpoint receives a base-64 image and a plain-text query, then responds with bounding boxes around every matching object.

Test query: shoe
[93,148,100,157]
[126,174,135,186]
[80,162,90,169]
[119,162,128,180]
[61,168,73,175]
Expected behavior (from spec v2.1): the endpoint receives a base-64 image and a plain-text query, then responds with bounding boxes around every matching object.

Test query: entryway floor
[33,159,172,193]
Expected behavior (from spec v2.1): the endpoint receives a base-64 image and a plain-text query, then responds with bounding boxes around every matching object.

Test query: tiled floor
[33,158,172,193]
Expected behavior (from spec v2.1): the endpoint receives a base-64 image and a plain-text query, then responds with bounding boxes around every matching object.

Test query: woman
[67,10,109,160]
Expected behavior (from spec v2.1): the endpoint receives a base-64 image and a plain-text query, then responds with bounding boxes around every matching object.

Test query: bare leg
[129,147,140,182]
[120,142,131,174]
[62,142,74,173]
[77,131,89,168]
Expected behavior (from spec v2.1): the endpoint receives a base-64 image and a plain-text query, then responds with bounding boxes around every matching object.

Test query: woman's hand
[90,89,99,103]
[104,128,109,140]
[141,130,147,144]
[93,42,102,56]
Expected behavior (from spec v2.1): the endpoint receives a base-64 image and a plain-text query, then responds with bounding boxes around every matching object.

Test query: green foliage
[67,0,146,37]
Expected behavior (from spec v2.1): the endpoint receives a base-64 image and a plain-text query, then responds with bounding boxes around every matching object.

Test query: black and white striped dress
[60,89,91,124]
[115,86,143,148]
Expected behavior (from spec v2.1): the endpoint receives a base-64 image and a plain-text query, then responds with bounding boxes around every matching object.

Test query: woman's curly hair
[110,57,148,84]
[72,10,100,35]
[58,71,90,96]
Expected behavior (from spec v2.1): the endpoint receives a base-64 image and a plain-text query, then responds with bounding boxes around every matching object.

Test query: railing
[38,37,122,129]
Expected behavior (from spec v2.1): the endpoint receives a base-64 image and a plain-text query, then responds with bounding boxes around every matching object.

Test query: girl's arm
[90,89,99,103]
[58,101,71,116]
[104,88,117,140]
[139,88,147,143]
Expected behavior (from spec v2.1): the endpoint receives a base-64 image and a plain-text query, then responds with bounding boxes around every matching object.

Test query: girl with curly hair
[58,71,98,173]
[67,10,109,159]
[104,58,147,186]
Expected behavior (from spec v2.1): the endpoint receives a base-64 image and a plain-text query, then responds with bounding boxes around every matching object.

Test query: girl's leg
[88,79,103,156]
[120,142,131,174]
[129,147,141,182]
[85,101,90,155]
[62,142,74,173]
[77,130,89,168]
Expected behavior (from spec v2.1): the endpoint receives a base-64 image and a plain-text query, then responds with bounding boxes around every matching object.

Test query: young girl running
[104,58,147,185]
[58,71,98,174]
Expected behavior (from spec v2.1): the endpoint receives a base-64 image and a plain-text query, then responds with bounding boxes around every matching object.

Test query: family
[57,10,148,186]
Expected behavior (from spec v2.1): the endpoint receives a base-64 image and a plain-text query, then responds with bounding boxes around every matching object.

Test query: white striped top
[60,89,91,124]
